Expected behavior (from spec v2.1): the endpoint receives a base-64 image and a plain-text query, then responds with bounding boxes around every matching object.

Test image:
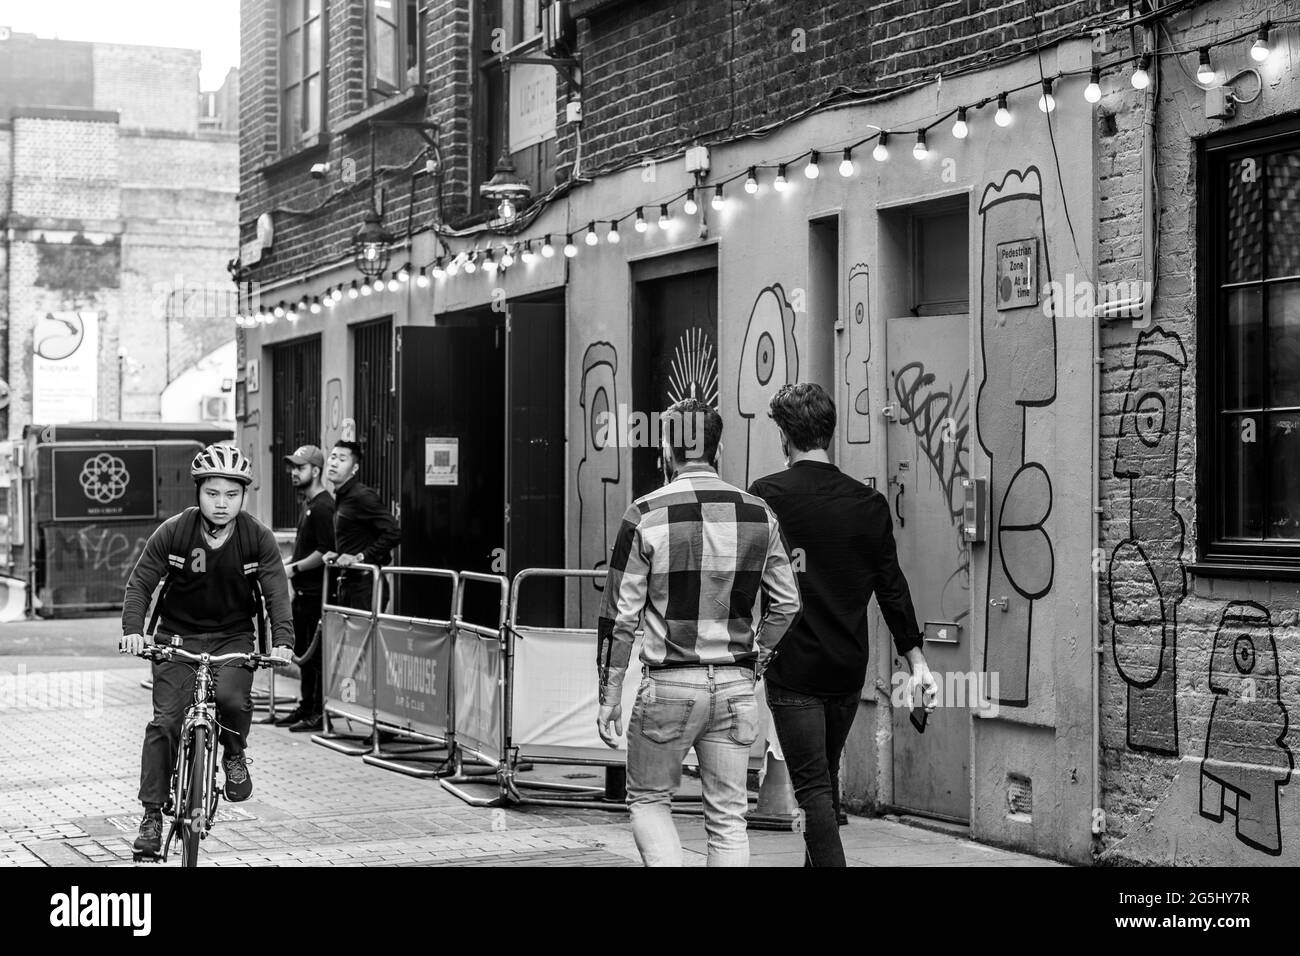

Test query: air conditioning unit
[200,395,230,421]
[541,0,576,57]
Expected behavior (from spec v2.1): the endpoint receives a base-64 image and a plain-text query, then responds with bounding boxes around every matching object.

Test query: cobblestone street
[0,617,1059,868]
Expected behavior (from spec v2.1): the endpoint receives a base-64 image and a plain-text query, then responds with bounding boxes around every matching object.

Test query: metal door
[884,311,973,822]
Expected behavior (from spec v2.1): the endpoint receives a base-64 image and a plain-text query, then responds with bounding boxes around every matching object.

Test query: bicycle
[132,644,287,866]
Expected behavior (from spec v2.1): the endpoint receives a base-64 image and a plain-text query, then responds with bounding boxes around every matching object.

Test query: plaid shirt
[597,463,802,706]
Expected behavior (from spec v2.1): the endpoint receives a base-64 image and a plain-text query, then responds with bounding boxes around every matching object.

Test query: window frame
[280,0,328,151]
[1195,114,1300,578]
[368,0,425,103]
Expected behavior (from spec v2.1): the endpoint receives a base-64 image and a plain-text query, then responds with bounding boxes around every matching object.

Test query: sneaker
[273,707,304,727]
[132,808,163,855]
[288,714,323,733]
[222,752,253,802]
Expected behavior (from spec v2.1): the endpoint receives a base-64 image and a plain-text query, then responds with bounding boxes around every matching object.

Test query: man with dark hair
[749,382,937,867]
[598,398,801,867]
[323,440,401,611]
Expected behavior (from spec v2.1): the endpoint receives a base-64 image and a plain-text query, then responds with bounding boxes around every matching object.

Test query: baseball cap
[283,444,324,468]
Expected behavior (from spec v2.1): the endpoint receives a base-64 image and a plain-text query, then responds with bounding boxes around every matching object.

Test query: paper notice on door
[425,437,458,486]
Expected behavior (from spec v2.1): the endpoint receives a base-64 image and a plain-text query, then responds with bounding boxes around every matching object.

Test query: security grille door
[270,335,322,529]
[353,318,397,506]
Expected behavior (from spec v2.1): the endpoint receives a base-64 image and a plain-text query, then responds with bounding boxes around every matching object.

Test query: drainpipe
[1091,28,1158,849]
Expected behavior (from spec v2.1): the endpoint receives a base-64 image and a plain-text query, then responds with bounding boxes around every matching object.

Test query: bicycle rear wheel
[180,725,206,867]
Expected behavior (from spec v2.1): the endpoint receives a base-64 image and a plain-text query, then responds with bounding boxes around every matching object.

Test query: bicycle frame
[162,658,222,864]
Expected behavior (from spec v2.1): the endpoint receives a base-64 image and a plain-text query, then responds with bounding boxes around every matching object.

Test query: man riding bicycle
[119,444,294,857]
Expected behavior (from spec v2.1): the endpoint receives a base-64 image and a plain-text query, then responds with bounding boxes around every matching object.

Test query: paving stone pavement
[0,618,1063,867]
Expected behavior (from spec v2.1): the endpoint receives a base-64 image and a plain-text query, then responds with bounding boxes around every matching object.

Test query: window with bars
[352,318,397,505]
[1199,119,1300,574]
[281,0,326,149]
[270,335,322,530]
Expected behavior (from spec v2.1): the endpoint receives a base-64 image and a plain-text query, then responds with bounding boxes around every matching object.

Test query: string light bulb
[635,207,648,232]
[542,235,555,258]
[521,242,536,264]
[586,221,599,246]
[360,277,373,295]
[324,291,336,308]
[913,130,929,160]
[446,255,461,277]
[397,262,410,282]
[839,148,854,177]
[464,251,478,273]
[744,167,758,194]
[500,246,515,268]
[1131,54,1151,90]
[658,204,671,228]
[387,272,400,292]
[348,280,359,299]
[805,151,820,179]
[1196,47,1216,86]
[995,93,1012,127]
[564,234,577,258]
[1084,67,1102,103]
[483,248,497,273]
[711,184,724,209]
[416,266,430,288]
[309,295,321,314]
[432,258,447,279]
[1037,78,1056,113]
[331,286,343,302]
[274,302,286,318]
[774,164,789,191]
[873,132,890,161]
[1251,23,1271,62]
[607,220,621,244]
[952,108,968,139]
[683,188,698,214]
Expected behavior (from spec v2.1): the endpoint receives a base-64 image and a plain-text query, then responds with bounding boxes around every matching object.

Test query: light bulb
[348,281,359,299]
[265,309,278,325]
[521,243,536,264]
[542,235,555,257]
[635,207,648,232]
[416,267,430,287]
[744,167,758,194]
[331,286,343,302]
[586,221,599,245]
[398,262,410,282]
[1131,55,1151,90]
[1038,78,1055,113]
[873,132,890,161]
[804,151,820,179]
[498,197,516,221]
[446,256,460,277]
[309,296,321,314]
[274,302,286,318]
[1251,24,1271,62]
[683,189,698,214]
[774,164,788,191]
[1196,48,1216,86]
[1084,68,1102,103]
[839,148,854,177]
[464,253,478,274]
[387,274,400,292]
[500,247,514,268]
[324,292,335,308]
[711,184,724,209]
[564,235,577,257]
[952,108,968,139]
[913,130,929,160]
[995,93,1012,127]
[432,258,447,279]
[483,249,497,273]
[607,221,621,244]
[360,279,373,295]
[658,204,671,228]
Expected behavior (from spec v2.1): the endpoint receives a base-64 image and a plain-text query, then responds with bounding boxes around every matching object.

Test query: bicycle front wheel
[180,725,206,867]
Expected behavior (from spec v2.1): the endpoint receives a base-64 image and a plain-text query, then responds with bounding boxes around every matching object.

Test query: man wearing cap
[278,444,335,732]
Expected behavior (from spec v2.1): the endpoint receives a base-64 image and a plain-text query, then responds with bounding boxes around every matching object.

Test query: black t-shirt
[291,490,335,595]
[749,460,922,696]
[158,520,260,638]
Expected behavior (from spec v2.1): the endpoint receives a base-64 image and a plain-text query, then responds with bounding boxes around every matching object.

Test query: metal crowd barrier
[438,571,511,807]
[360,566,458,778]
[313,562,382,756]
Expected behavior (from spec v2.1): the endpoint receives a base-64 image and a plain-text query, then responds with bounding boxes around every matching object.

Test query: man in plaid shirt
[597,398,801,866]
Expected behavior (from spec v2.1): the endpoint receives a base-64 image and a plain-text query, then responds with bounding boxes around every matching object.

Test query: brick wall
[92,43,201,133]
[10,114,120,220]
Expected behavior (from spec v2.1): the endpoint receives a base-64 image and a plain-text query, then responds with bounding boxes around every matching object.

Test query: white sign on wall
[995,238,1038,311]
[32,311,99,424]
[509,61,557,153]
[424,437,459,486]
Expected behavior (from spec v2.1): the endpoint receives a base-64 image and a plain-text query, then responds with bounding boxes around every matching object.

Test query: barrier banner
[452,630,503,762]
[375,618,451,737]
[321,608,373,725]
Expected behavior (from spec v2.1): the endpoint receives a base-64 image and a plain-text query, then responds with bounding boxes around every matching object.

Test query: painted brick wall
[1095,1,1300,864]
[92,44,201,133]
[11,115,120,220]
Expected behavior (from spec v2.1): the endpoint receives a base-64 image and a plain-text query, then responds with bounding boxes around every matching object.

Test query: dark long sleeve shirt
[332,476,401,566]
[290,489,335,596]
[121,509,294,648]
[749,460,922,696]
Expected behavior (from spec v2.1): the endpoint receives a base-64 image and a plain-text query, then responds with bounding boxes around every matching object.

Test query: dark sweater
[749,460,922,696]
[332,476,401,566]
[290,489,335,596]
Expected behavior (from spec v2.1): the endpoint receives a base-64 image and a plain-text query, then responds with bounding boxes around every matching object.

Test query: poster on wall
[995,238,1038,311]
[32,311,99,424]
[424,437,459,486]
[51,446,156,521]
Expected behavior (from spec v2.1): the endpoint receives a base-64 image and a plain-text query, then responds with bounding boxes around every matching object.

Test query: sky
[0,0,240,88]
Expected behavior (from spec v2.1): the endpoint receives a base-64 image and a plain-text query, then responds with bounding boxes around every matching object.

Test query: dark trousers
[292,593,324,716]
[336,570,387,613]
[765,680,860,867]
[138,632,256,809]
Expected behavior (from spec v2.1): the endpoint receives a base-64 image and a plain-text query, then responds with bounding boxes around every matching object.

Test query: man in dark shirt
[276,444,335,732]
[749,383,938,867]
[323,440,401,611]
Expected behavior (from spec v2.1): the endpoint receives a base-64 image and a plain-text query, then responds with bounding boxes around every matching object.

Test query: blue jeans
[625,665,759,867]
[766,680,860,867]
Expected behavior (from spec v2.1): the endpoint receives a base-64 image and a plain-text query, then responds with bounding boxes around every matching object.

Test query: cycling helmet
[191,444,253,486]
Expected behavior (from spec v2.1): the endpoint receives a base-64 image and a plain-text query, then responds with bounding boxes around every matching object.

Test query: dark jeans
[765,680,860,867]
[336,570,387,612]
[292,593,324,716]
[139,632,255,809]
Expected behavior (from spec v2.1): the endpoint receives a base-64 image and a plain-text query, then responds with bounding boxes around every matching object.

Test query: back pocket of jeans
[728,693,760,746]
[637,692,694,744]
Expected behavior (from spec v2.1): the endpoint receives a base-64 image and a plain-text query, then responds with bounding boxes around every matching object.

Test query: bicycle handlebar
[136,645,288,669]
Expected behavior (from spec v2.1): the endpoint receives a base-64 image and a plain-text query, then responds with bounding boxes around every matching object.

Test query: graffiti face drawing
[577,342,620,626]
[1200,601,1292,855]
[845,265,871,444]
[737,284,799,486]
[976,166,1057,707]
[1107,327,1187,755]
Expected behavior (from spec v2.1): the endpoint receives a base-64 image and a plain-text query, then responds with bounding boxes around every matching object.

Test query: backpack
[146,507,268,648]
